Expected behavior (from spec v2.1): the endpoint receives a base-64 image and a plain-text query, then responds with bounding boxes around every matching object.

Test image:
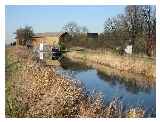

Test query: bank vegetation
[6,46,150,118]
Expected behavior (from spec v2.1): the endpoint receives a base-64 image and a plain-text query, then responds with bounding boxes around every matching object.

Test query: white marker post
[39,43,43,60]
[125,45,132,54]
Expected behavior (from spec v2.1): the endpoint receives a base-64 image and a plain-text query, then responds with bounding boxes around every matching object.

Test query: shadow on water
[59,56,93,77]
[59,56,92,71]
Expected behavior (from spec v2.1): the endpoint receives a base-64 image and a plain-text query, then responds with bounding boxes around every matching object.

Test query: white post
[39,43,43,60]
[125,45,132,54]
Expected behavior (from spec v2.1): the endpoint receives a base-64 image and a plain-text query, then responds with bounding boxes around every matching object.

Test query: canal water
[56,57,156,116]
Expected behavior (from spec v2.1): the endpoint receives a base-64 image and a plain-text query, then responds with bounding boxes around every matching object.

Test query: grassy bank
[5,46,151,117]
[65,49,156,82]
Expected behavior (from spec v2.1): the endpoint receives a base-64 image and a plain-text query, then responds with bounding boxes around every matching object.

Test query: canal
[55,57,156,116]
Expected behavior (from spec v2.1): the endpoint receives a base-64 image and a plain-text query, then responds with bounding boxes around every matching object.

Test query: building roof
[32,32,67,38]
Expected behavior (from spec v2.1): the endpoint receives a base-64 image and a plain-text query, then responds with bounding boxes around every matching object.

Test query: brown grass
[65,49,155,82]
[5,46,147,118]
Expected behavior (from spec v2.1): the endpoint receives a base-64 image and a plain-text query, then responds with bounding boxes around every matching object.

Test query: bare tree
[125,5,139,53]
[63,22,80,37]
[103,5,156,55]
[143,5,156,56]
[15,26,34,46]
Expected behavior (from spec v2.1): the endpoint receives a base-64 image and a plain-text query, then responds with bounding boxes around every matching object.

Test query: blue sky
[5,5,125,44]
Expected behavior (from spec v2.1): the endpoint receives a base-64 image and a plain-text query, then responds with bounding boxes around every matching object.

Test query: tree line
[103,5,156,56]
[14,5,156,56]
[62,5,156,56]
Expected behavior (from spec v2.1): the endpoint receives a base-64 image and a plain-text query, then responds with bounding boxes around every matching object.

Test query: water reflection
[60,57,154,94]
[97,70,151,94]
[58,57,155,114]
[60,57,92,71]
